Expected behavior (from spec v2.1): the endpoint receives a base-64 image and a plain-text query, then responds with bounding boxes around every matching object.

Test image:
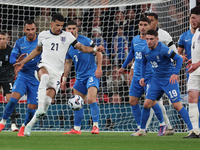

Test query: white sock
[145,108,154,130]
[74,126,81,131]
[157,100,172,129]
[38,74,49,109]
[93,122,98,128]
[44,96,52,113]
[0,119,7,125]
[26,112,39,127]
[189,103,199,133]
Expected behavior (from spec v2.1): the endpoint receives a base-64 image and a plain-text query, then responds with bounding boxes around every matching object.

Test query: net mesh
[0,0,191,132]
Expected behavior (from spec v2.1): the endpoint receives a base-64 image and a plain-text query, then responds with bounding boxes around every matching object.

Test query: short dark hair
[140,17,151,25]
[191,6,200,15]
[0,31,6,36]
[52,13,64,22]
[24,20,36,26]
[147,13,158,20]
[146,29,158,37]
[66,20,77,27]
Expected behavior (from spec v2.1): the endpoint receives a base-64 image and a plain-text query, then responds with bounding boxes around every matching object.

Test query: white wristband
[93,47,97,52]
[62,77,67,81]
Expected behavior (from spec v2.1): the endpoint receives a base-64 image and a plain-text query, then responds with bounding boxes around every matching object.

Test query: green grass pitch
[0,132,200,150]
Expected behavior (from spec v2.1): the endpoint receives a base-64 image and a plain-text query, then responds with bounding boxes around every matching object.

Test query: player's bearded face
[190,14,200,29]
[24,23,37,41]
[51,20,64,35]
[146,35,158,49]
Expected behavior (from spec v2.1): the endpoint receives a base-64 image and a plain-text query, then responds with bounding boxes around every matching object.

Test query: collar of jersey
[50,30,62,35]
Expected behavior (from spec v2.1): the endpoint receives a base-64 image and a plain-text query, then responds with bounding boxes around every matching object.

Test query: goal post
[0,0,192,132]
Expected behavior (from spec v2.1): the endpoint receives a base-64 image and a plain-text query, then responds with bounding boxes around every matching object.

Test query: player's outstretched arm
[95,52,103,79]
[75,43,104,53]
[61,59,73,90]
[13,46,42,74]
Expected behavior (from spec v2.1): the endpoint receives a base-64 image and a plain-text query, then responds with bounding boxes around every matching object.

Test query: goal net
[0,0,191,132]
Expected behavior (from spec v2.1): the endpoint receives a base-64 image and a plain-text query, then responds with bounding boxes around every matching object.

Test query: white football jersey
[158,28,177,53]
[190,28,200,75]
[38,30,76,76]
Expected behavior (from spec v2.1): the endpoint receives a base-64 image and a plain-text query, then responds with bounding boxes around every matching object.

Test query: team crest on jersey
[5,55,9,61]
[156,55,160,62]
[61,37,66,43]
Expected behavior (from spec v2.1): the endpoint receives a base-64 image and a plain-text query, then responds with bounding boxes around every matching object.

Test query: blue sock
[74,108,83,126]
[152,103,164,124]
[90,102,99,123]
[141,107,150,129]
[2,97,18,120]
[198,100,200,128]
[131,104,141,127]
[24,108,36,125]
[179,107,193,130]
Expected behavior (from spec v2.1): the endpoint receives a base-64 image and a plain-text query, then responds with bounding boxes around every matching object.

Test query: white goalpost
[0,0,193,132]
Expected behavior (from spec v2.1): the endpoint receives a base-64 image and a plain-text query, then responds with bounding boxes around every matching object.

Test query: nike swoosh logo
[185,39,190,42]
[172,97,177,101]
[21,47,26,49]
[134,44,138,46]
[145,55,149,57]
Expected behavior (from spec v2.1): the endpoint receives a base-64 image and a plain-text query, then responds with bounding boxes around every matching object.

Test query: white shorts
[35,64,61,94]
[188,74,200,92]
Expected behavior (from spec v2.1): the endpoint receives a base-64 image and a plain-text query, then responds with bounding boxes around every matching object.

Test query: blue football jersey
[178,30,194,60]
[131,35,152,79]
[12,36,41,81]
[66,35,96,80]
[142,42,175,85]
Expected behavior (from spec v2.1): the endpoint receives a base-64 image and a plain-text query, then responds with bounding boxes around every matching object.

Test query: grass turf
[0,132,199,150]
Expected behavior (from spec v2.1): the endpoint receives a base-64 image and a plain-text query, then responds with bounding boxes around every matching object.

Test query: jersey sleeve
[178,33,184,48]
[160,45,174,58]
[38,32,45,47]
[66,50,72,59]
[9,40,20,64]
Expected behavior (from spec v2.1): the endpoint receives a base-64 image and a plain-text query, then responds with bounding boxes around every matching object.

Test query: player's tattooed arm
[75,43,104,53]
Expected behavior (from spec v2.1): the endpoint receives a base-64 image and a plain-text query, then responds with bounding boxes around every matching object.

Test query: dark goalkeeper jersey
[0,45,15,83]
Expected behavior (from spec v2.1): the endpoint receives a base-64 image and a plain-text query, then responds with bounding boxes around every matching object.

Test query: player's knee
[87,96,96,104]
[40,74,49,84]
[129,96,139,105]
[144,99,154,108]
[172,102,182,111]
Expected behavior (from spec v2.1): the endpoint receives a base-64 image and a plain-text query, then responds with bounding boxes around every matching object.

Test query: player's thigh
[188,74,200,91]
[188,91,199,103]
[129,77,144,98]
[47,71,61,97]
[26,81,39,105]
[73,79,88,96]
[87,76,99,102]
[73,88,87,100]
[146,80,163,101]
[162,81,181,104]
[11,77,27,99]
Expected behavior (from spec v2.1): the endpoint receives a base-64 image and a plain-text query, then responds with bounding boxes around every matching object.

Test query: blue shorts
[12,76,39,105]
[73,76,100,95]
[129,76,151,97]
[146,78,181,103]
